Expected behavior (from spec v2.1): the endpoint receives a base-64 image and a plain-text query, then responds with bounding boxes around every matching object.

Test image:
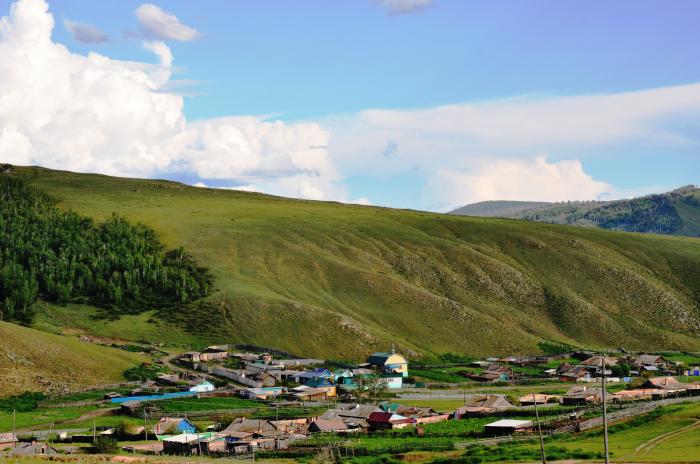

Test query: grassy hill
[0,321,145,396]
[450,201,553,218]
[450,186,700,237]
[7,166,700,359]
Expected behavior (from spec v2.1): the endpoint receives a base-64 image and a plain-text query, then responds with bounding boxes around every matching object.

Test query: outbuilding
[484,419,533,435]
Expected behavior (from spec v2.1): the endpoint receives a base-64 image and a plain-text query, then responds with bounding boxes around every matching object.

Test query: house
[303,378,337,397]
[0,433,17,451]
[154,417,197,436]
[219,418,277,435]
[468,365,513,382]
[639,376,687,393]
[367,412,414,430]
[580,356,618,376]
[563,386,609,405]
[453,395,514,418]
[293,368,333,384]
[320,403,381,430]
[309,418,348,433]
[251,372,277,387]
[290,387,329,401]
[613,389,663,402]
[367,350,409,378]
[484,419,533,435]
[393,405,449,424]
[558,365,590,382]
[241,387,284,401]
[190,380,216,393]
[162,433,210,455]
[519,393,561,406]
[199,347,229,362]
[10,442,59,456]
[181,351,202,363]
[634,355,668,370]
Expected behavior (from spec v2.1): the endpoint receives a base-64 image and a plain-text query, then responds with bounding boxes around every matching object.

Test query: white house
[189,380,215,393]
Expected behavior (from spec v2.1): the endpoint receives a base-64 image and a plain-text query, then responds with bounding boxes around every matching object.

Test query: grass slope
[449,200,553,217]
[11,166,700,359]
[0,321,145,396]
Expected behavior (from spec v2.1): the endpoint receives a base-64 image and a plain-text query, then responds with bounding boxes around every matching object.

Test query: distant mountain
[450,186,700,237]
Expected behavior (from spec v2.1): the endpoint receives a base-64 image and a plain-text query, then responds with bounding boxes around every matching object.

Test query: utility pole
[12,409,16,449]
[532,393,546,464]
[601,355,610,464]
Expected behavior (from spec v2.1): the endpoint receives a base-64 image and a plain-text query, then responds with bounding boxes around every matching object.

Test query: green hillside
[450,186,700,237]
[7,166,700,359]
[450,200,553,218]
[0,321,145,396]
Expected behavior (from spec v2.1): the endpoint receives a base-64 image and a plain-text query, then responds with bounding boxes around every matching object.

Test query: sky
[0,0,699,211]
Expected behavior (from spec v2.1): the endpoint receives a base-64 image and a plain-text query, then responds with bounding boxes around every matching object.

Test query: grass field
[0,321,146,397]
[9,165,700,359]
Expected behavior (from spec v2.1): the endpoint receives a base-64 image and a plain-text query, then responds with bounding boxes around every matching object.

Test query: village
[2,344,700,461]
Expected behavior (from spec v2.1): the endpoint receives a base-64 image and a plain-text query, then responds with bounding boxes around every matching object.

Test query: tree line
[0,173,213,323]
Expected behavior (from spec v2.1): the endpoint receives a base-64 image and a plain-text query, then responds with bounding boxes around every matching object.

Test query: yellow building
[367,351,408,377]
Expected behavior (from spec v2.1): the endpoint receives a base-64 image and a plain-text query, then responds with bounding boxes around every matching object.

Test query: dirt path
[633,419,700,456]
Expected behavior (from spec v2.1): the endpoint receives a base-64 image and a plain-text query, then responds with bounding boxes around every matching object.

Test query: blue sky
[2,0,699,210]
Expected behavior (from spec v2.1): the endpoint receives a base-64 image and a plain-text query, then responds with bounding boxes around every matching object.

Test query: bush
[93,436,118,454]
[0,391,45,412]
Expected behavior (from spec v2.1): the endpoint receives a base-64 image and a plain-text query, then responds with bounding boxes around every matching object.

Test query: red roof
[367,412,413,424]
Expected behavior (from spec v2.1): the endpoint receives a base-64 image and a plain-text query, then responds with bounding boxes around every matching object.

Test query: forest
[0,170,212,323]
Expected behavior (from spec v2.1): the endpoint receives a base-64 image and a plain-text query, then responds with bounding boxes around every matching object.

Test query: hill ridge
[3,165,700,359]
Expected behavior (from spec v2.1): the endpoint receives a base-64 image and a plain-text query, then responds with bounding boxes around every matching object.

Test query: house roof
[0,433,17,442]
[636,355,665,365]
[305,378,333,388]
[367,412,413,424]
[10,443,59,456]
[580,356,618,367]
[310,418,348,432]
[485,419,533,429]
[155,417,194,434]
[367,352,407,365]
[460,395,514,410]
[645,377,684,389]
[565,386,607,398]
[395,405,437,419]
[163,433,203,444]
[292,387,327,398]
[220,419,277,434]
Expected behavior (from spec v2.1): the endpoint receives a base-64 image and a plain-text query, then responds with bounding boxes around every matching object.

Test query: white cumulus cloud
[135,3,199,42]
[430,157,612,211]
[0,0,340,201]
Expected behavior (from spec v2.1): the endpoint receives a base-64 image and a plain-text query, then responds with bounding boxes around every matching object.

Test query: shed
[484,419,533,435]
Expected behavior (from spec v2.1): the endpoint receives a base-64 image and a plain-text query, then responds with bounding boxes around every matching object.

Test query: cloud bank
[327,84,700,210]
[0,0,340,201]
